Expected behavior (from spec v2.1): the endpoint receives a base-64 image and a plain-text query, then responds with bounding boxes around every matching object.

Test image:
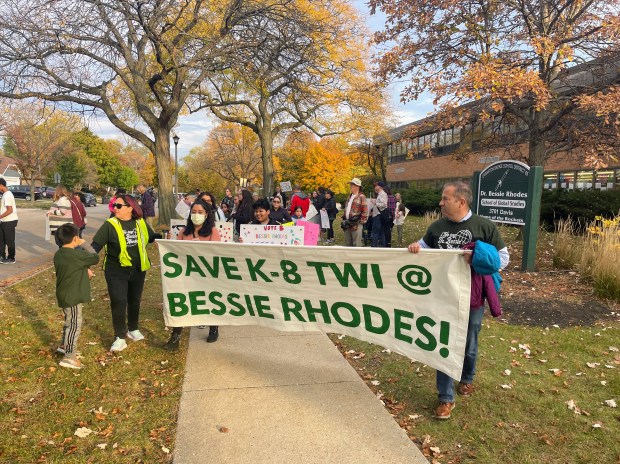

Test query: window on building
[594,170,614,190]
[543,173,558,190]
[559,171,575,190]
[576,170,594,190]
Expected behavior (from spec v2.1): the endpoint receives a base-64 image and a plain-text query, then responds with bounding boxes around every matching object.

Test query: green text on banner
[158,241,472,380]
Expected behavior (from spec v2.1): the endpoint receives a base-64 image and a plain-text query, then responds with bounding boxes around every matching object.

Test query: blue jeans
[370,216,385,247]
[436,307,484,403]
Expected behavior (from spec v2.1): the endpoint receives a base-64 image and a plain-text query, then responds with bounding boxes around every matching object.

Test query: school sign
[158,241,472,380]
[477,160,530,225]
[473,160,544,271]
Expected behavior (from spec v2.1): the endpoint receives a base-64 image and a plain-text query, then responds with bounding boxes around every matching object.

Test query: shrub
[540,189,620,230]
[402,188,441,215]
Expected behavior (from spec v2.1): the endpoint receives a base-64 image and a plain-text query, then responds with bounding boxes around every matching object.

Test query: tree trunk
[153,130,175,228]
[528,110,547,167]
[259,128,274,198]
[29,179,36,204]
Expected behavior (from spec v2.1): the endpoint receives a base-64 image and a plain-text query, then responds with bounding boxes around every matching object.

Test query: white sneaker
[110,337,127,352]
[127,330,145,341]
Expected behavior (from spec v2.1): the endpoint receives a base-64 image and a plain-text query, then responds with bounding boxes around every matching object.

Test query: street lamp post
[172,134,180,196]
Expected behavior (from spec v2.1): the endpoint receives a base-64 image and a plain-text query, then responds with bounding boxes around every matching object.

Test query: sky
[90,1,434,160]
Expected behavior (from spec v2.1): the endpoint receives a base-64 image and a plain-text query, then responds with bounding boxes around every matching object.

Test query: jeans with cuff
[436,306,484,403]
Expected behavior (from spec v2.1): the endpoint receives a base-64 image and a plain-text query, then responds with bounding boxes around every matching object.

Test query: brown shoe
[434,402,455,420]
[457,382,474,397]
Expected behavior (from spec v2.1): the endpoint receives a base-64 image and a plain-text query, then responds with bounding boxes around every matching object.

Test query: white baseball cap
[349,178,362,186]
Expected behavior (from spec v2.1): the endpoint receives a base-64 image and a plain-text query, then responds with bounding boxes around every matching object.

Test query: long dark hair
[183,200,215,237]
[117,194,143,219]
[237,190,254,216]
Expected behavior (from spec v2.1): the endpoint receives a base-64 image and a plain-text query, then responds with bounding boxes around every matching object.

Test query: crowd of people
[169,181,406,248]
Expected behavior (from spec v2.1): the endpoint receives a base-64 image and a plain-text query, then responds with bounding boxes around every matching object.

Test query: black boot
[207,326,219,343]
[163,332,182,351]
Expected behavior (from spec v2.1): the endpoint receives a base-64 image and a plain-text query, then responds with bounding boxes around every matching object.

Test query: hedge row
[398,187,620,228]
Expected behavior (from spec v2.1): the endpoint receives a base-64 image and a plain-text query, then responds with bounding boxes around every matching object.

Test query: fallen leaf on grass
[586,362,600,368]
[500,384,512,390]
[518,344,531,355]
[609,346,619,352]
[503,369,511,376]
[96,443,107,450]
[370,380,380,386]
[604,399,617,408]
[162,446,170,454]
[592,422,603,429]
[74,427,92,438]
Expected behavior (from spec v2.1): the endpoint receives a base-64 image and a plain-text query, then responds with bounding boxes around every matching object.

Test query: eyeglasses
[112,203,129,209]
[272,200,281,203]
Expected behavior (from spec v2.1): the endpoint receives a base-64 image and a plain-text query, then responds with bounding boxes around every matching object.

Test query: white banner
[158,241,472,379]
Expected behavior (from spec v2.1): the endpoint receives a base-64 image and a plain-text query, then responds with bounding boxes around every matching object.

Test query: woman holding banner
[164,200,221,350]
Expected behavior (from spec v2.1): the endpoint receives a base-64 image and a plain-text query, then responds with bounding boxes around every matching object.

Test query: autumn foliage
[370,0,620,168]
[276,132,365,194]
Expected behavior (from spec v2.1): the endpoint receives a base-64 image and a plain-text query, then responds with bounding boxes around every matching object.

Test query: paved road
[0,203,111,282]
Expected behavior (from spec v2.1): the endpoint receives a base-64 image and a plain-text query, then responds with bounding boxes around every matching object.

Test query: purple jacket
[464,242,502,317]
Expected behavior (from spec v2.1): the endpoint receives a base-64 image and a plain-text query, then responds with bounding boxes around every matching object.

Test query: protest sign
[215,221,233,242]
[280,181,292,192]
[159,242,471,380]
[169,219,186,240]
[320,210,330,229]
[305,204,318,220]
[240,224,304,245]
[296,220,320,245]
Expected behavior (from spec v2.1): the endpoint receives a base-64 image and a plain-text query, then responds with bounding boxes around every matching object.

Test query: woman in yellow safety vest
[91,194,160,353]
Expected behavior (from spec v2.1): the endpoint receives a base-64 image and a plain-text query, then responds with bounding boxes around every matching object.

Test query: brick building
[377,59,620,192]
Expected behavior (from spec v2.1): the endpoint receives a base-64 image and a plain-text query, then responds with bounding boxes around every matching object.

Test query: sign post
[475,161,542,272]
[521,166,543,271]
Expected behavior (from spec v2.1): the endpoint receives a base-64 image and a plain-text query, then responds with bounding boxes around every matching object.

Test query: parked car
[7,185,43,201]
[78,192,98,207]
[41,187,56,199]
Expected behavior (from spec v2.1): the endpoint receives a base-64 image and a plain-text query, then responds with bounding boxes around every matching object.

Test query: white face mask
[191,213,206,225]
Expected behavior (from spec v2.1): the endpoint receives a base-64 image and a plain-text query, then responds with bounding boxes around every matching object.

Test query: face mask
[191,213,206,225]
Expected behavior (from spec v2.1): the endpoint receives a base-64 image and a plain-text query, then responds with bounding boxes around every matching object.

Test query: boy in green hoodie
[54,223,99,369]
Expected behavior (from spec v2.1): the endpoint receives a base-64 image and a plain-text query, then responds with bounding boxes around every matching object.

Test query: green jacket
[54,247,100,308]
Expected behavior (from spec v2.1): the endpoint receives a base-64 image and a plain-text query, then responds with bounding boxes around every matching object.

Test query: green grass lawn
[0,250,183,463]
[0,216,618,463]
[14,199,54,210]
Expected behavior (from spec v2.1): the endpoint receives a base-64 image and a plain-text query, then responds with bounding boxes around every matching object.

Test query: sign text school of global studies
[477,160,530,225]
[158,241,472,380]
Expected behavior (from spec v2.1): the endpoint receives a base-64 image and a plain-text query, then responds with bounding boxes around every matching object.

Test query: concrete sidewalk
[173,325,428,463]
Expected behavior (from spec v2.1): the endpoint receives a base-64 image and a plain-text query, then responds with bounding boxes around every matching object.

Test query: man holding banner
[408,181,509,420]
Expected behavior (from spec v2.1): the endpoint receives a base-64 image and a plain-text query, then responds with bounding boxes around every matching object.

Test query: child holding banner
[164,200,221,350]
